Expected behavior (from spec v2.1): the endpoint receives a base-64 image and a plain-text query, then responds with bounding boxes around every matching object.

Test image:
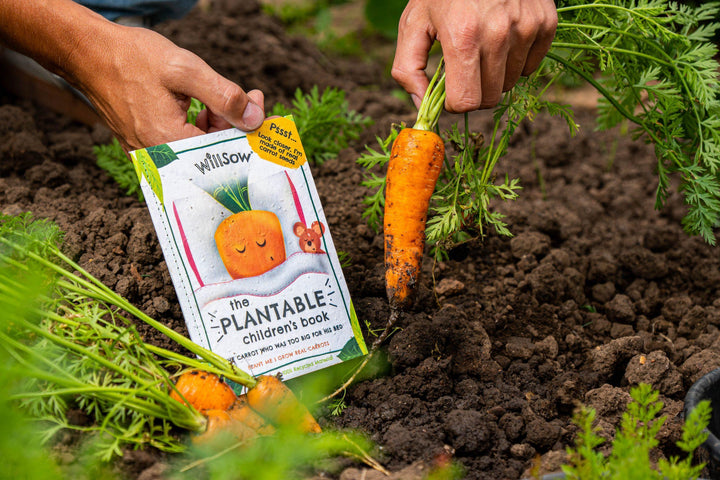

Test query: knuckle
[545,2,559,28]
[445,22,482,55]
[390,64,409,85]
[447,95,482,113]
[218,83,246,113]
[482,17,511,45]
[538,5,559,37]
[515,18,538,43]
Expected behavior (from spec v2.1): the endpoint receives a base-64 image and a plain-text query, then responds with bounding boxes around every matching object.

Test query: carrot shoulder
[169,370,237,412]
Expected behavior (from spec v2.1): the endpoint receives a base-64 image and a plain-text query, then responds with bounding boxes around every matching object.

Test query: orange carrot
[246,375,322,433]
[170,370,237,412]
[384,128,445,309]
[228,395,276,436]
[384,62,446,310]
[191,409,232,444]
[192,409,257,445]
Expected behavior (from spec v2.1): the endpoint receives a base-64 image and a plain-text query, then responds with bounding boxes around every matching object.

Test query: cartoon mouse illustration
[293,221,325,253]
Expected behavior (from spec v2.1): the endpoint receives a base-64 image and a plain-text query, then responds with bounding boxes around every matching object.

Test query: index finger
[392,8,436,108]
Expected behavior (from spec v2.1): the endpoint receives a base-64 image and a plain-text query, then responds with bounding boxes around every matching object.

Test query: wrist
[0,0,123,95]
[52,9,125,94]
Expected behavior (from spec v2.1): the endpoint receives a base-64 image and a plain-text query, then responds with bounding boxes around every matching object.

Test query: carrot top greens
[0,213,259,458]
[561,383,710,480]
[360,0,720,251]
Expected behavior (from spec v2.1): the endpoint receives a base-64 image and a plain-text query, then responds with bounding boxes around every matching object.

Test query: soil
[1,1,719,479]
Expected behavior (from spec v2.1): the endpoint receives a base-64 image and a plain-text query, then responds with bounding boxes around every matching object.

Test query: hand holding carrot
[392,0,557,112]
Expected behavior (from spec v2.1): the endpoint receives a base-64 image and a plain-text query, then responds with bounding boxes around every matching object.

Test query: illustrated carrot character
[212,181,286,279]
[384,61,446,311]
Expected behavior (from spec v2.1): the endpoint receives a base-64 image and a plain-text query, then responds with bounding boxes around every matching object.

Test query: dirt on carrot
[384,61,446,311]
[384,127,445,310]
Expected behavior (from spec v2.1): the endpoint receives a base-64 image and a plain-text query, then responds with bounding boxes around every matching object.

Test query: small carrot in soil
[384,61,446,311]
[170,370,238,412]
[246,375,322,433]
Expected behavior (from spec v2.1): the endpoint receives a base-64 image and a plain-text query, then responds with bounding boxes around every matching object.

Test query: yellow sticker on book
[247,116,306,169]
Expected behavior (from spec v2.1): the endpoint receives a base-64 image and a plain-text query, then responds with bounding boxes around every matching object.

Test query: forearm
[0,0,115,89]
[0,0,265,150]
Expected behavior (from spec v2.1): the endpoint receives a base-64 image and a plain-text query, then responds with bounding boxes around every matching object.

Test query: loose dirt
[1,1,718,479]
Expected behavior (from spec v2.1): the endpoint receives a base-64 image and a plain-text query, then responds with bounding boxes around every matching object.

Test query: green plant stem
[0,238,257,389]
[544,51,668,152]
[552,42,674,68]
[143,343,237,379]
[414,59,447,132]
[556,3,662,22]
[0,330,205,432]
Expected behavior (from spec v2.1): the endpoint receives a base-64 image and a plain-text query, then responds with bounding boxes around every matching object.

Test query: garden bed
[1,1,718,478]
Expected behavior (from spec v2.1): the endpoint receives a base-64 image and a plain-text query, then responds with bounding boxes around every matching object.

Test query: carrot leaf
[271,86,372,165]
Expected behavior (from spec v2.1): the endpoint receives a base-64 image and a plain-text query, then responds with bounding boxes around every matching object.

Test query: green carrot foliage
[562,383,710,480]
[359,0,720,252]
[271,86,373,165]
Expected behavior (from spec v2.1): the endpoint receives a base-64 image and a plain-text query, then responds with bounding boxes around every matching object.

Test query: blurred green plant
[363,0,406,39]
[561,383,710,480]
[0,247,63,479]
[261,0,365,56]
[175,427,384,479]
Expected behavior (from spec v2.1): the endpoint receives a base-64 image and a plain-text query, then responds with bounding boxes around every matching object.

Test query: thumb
[175,58,265,131]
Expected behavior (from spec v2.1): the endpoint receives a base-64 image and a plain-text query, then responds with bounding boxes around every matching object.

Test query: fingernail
[410,94,421,108]
[242,101,264,130]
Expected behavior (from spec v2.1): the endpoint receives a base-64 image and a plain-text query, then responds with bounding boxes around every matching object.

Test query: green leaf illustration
[212,181,251,214]
[338,337,363,362]
[133,149,164,204]
[145,144,178,169]
[347,302,367,355]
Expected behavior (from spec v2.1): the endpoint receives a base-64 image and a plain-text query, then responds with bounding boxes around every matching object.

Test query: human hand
[70,24,264,151]
[392,0,557,112]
